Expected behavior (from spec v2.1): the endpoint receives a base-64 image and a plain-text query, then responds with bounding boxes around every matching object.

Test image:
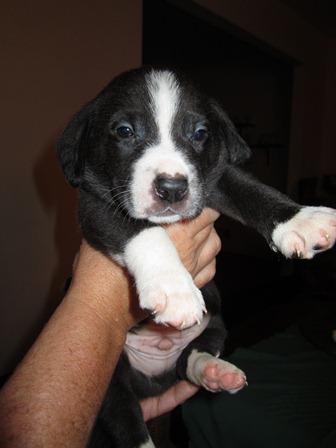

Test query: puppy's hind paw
[187,351,247,393]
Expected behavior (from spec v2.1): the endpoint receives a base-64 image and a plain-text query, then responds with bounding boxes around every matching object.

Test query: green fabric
[183,327,336,448]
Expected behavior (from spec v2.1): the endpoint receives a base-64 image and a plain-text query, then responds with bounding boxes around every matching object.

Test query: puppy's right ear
[56,101,95,188]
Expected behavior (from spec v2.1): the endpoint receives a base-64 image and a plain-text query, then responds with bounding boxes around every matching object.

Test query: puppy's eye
[116,125,134,139]
[193,126,208,143]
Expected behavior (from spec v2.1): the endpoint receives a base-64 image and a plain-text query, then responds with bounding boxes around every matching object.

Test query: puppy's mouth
[147,206,183,224]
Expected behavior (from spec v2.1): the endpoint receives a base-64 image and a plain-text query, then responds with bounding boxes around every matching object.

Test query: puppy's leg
[124,226,205,329]
[210,165,336,259]
[177,313,247,394]
[186,351,247,394]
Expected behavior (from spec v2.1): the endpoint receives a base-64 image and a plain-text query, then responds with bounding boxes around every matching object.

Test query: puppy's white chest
[124,314,210,377]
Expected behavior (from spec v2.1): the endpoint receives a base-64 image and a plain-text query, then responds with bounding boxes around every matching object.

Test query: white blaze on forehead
[146,70,180,143]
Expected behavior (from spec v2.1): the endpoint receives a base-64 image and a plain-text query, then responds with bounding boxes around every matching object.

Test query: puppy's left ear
[210,101,251,165]
[56,100,96,188]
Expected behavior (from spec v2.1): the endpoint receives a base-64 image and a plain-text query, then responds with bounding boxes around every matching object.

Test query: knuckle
[210,259,216,277]
[214,234,222,254]
[206,260,216,282]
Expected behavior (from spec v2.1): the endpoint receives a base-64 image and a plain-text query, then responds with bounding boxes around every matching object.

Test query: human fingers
[181,208,220,237]
[192,223,214,248]
[182,225,221,280]
[194,259,217,289]
[141,381,200,422]
[194,227,221,271]
[166,211,220,276]
[165,208,219,240]
[191,227,221,286]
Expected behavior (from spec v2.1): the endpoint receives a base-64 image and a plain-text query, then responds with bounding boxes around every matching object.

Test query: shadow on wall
[1,139,80,375]
[34,141,80,315]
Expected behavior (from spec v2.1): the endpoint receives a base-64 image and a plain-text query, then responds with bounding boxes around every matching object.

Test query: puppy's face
[107,71,209,224]
[57,69,250,224]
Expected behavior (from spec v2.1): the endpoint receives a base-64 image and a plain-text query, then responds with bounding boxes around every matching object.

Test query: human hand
[140,380,199,422]
[165,208,221,287]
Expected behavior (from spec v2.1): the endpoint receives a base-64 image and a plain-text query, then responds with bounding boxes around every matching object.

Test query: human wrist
[63,285,128,347]
[69,241,145,334]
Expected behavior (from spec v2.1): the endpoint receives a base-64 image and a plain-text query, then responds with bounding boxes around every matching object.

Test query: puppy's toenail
[292,249,303,259]
[270,242,278,252]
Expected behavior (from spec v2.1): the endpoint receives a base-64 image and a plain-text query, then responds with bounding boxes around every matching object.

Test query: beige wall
[0,0,142,374]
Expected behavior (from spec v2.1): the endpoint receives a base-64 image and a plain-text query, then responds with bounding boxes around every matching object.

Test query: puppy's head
[57,68,250,224]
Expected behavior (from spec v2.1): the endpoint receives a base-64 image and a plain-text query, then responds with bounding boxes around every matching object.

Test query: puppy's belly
[124,314,210,377]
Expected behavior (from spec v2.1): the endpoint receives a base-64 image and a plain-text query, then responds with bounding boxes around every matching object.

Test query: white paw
[272,206,336,259]
[138,269,206,329]
[187,351,247,393]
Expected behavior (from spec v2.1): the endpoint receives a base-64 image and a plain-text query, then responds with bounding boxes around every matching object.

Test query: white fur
[124,226,205,328]
[111,253,125,266]
[147,70,179,144]
[272,206,336,258]
[186,350,247,394]
[130,70,199,221]
[130,145,191,219]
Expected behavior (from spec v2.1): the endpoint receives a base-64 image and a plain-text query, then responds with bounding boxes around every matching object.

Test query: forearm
[0,209,220,446]
[0,248,134,448]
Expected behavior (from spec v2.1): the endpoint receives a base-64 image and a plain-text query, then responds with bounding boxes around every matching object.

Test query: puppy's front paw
[138,269,206,329]
[187,351,247,393]
[272,206,336,259]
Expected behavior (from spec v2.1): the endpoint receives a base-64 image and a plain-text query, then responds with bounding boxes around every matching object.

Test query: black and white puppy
[57,68,336,447]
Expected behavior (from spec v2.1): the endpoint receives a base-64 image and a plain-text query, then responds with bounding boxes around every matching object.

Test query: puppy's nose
[154,175,188,203]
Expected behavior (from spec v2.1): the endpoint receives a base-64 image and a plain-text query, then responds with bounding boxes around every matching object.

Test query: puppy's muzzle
[154,175,188,204]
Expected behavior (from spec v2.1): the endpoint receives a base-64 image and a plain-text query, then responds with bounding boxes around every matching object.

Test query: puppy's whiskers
[100,184,129,201]
[103,188,132,222]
